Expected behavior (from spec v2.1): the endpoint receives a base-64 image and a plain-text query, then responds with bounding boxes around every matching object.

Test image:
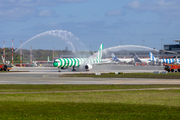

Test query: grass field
[0,84,180,120]
[60,72,180,79]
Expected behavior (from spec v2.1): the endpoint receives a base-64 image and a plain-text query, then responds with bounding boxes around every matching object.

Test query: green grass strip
[0,84,180,92]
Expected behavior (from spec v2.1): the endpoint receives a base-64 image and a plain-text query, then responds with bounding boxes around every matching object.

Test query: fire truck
[0,64,12,71]
[164,64,180,72]
[0,56,12,71]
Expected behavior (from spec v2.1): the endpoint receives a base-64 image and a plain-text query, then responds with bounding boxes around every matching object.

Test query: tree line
[0,47,93,63]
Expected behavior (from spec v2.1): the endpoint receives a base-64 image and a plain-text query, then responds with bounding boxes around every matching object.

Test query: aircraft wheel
[168,70,170,72]
[171,69,174,72]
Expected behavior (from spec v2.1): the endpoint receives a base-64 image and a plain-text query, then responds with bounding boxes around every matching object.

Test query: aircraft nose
[53,62,58,67]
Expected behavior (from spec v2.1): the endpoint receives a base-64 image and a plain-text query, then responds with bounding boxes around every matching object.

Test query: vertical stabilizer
[149,52,156,61]
[1,56,5,64]
[48,56,49,62]
[133,52,141,62]
[96,44,104,59]
[111,53,120,62]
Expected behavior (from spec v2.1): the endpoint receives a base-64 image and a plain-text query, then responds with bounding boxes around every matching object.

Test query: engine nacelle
[85,64,93,71]
[61,67,68,70]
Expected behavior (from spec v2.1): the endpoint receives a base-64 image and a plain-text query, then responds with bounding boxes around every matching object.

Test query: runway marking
[0,88,180,94]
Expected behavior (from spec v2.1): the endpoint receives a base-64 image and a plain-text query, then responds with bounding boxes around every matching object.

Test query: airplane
[53,44,104,72]
[47,56,54,63]
[111,53,133,63]
[133,52,151,65]
[149,52,156,62]
[149,52,180,64]
[160,59,180,64]
[111,53,120,62]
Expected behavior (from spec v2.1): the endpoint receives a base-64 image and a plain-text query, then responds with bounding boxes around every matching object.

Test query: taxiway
[0,65,179,84]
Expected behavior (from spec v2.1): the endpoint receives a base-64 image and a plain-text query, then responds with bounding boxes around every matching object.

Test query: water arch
[15,30,83,52]
[102,45,159,58]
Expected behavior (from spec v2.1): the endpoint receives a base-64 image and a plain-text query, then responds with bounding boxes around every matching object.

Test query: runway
[10,64,164,74]
[0,65,180,84]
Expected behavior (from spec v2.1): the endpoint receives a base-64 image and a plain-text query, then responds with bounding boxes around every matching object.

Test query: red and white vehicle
[164,64,180,72]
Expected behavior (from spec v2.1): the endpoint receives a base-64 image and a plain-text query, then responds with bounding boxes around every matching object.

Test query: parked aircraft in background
[53,44,104,72]
[111,53,133,63]
[149,52,180,64]
[133,52,151,65]
[111,53,120,62]
[47,56,54,63]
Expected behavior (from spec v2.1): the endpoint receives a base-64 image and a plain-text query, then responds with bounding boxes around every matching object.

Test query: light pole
[161,38,164,50]
[53,47,54,61]
[12,39,14,64]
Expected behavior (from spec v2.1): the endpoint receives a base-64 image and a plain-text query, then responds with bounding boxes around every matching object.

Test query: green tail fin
[96,44,103,59]
[47,56,49,62]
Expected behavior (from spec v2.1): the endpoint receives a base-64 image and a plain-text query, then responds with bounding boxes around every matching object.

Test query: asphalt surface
[0,65,180,84]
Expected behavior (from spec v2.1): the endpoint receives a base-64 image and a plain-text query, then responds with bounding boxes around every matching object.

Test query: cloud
[0,0,87,21]
[126,0,140,9]
[38,10,55,17]
[0,7,36,21]
[105,10,125,16]
[125,0,180,20]
[0,0,45,8]
[56,0,86,3]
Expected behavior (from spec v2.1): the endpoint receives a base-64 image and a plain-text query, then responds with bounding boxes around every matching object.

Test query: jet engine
[85,64,93,71]
[61,67,68,70]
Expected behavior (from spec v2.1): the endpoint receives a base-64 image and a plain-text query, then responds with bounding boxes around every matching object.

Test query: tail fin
[48,56,50,62]
[96,44,103,59]
[1,56,5,64]
[149,52,156,61]
[133,52,141,62]
[111,53,120,62]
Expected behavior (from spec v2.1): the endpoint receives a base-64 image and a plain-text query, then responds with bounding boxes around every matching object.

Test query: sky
[1,0,180,51]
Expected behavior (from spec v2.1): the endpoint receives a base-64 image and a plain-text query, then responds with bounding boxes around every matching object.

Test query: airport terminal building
[164,40,180,54]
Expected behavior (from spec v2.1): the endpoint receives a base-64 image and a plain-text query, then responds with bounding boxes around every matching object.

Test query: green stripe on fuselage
[76,58,79,67]
[66,58,70,67]
[62,58,66,67]
[70,58,73,67]
[72,58,76,66]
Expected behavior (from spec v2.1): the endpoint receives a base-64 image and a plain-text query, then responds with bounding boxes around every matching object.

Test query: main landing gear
[58,67,61,72]
[72,66,76,71]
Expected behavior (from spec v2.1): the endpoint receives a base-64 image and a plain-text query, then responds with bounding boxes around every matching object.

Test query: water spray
[103,45,159,54]
[15,30,82,52]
